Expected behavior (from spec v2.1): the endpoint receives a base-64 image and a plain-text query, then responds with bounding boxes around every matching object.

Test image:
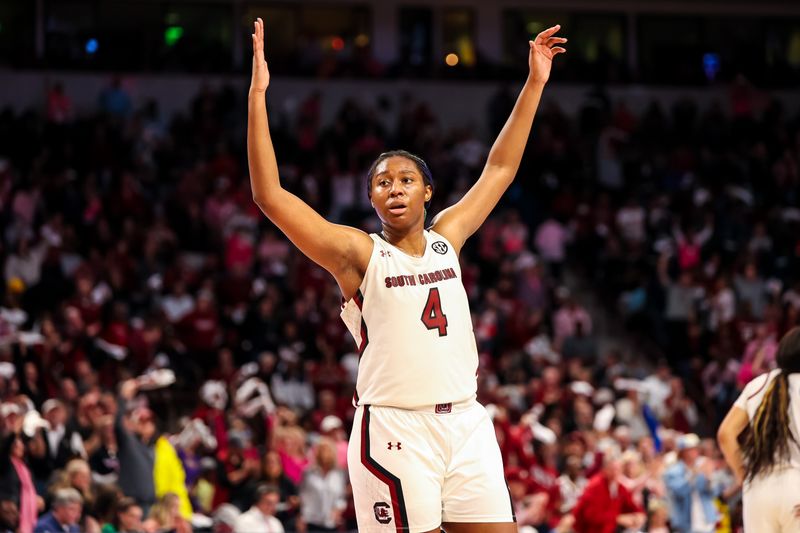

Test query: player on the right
[718,326,800,532]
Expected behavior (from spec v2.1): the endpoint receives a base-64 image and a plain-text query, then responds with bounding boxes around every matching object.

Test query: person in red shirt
[571,452,645,533]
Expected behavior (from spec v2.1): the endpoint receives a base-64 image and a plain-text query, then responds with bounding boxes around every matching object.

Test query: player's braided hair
[741,327,800,482]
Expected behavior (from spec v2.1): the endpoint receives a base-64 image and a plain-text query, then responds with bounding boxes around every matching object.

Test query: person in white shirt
[718,327,800,532]
[233,485,284,533]
[299,438,346,532]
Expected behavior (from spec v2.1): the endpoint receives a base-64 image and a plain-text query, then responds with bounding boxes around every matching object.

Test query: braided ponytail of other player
[741,327,800,482]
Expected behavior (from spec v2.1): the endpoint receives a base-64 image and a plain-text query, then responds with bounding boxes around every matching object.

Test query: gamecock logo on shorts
[431,241,448,254]
[373,502,392,524]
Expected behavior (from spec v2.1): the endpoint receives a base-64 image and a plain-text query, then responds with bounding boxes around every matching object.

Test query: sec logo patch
[432,241,448,254]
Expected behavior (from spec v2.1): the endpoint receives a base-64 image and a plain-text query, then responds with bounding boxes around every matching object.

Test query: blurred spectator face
[638,437,655,460]
[10,436,24,459]
[613,426,632,449]
[315,439,337,471]
[565,455,583,478]
[41,318,58,339]
[543,366,561,386]
[167,494,180,517]
[23,362,38,383]
[78,392,102,422]
[318,390,335,412]
[680,445,700,465]
[74,360,97,388]
[656,364,671,381]
[53,502,82,527]
[44,402,66,427]
[132,408,156,441]
[539,442,560,466]
[258,351,277,375]
[573,398,594,427]
[621,452,643,478]
[603,456,623,480]
[67,460,92,492]
[197,292,213,312]
[60,379,79,404]
[649,502,669,528]
[263,451,283,479]
[119,504,143,532]
[98,415,115,441]
[256,491,280,516]
[76,276,93,297]
[64,306,85,334]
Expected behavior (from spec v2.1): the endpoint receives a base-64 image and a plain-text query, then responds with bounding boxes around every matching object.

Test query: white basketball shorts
[744,467,800,532]
[347,398,515,532]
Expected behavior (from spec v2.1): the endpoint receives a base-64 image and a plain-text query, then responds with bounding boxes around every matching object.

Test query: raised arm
[248,18,371,297]
[431,25,566,252]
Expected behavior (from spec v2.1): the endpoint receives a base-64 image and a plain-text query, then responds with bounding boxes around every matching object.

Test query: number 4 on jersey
[421,287,448,336]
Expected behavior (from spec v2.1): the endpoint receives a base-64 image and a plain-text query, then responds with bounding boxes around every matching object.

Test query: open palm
[251,17,270,93]
[528,24,567,84]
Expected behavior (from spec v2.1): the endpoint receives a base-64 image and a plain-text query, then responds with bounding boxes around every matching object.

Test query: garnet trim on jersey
[746,372,772,401]
[361,405,409,532]
[354,289,369,356]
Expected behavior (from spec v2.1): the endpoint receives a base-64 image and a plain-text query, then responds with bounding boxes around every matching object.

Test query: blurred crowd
[0,75,798,533]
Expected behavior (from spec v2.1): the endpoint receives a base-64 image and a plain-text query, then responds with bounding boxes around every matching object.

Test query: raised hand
[251,17,270,94]
[528,24,567,84]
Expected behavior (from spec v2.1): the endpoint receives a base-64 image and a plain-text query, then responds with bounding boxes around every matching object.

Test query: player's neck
[381,226,426,257]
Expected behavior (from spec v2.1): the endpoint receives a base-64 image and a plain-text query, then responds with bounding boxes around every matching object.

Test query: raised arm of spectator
[115,379,139,436]
[247,18,372,298]
[717,404,747,485]
[431,26,566,253]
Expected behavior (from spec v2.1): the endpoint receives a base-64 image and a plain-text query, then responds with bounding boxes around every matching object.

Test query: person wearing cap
[40,400,84,474]
[662,433,719,533]
[318,415,348,469]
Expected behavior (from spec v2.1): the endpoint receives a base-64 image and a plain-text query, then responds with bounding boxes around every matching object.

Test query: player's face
[370,156,432,229]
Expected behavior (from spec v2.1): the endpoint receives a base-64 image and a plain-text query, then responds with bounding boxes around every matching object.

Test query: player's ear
[424,185,432,203]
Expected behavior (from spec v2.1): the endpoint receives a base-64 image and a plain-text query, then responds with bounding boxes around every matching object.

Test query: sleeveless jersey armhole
[340,235,379,307]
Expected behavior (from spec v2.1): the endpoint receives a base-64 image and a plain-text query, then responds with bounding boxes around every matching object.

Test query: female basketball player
[718,327,800,532]
[248,18,566,533]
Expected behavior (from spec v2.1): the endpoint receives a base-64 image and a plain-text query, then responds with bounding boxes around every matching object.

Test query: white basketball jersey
[340,230,478,409]
[734,369,800,470]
